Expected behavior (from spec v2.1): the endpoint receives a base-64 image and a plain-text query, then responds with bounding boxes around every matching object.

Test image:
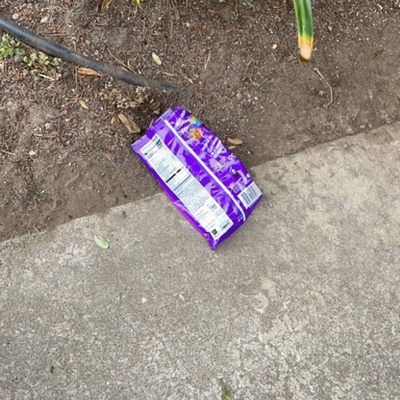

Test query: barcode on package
[238,182,262,209]
[141,135,233,239]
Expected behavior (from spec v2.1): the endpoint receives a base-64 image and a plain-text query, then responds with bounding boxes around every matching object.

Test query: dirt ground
[1,0,399,241]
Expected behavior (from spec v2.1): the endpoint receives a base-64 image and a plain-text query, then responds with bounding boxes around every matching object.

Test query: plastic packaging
[132,106,262,249]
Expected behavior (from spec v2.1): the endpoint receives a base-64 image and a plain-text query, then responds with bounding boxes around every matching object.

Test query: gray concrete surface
[1,123,400,400]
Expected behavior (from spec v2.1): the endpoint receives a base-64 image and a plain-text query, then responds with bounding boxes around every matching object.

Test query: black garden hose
[0,16,181,92]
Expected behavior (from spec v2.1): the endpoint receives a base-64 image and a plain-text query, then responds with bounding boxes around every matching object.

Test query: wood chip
[118,113,141,134]
[226,137,243,146]
[99,0,114,11]
[77,67,103,78]
[78,99,89,110]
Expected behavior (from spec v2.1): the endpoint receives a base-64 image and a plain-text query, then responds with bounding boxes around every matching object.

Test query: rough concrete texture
[1,123,400,400]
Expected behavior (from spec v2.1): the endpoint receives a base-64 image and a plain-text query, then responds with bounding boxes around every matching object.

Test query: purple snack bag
[131,106,262,249]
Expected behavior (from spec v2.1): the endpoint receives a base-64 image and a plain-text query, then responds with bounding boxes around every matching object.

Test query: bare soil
[1,0,400,241]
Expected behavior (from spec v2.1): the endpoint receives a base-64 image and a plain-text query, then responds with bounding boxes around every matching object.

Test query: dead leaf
[99,0,114,11]
[226,137,243,146]
[94,234,109,249]
[78,99,89,110]
[77,67,103,78]
[149,101,161,111]
[118,113,141,134]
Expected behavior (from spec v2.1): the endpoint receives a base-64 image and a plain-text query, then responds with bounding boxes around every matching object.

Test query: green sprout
[22,51,61,68]
[1,33,62,81]
[22,52,37,67]
[220,379,231,400]
[0,34,25,59]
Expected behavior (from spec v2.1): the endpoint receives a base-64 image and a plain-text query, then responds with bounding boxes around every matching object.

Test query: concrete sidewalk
[1,123,400,400]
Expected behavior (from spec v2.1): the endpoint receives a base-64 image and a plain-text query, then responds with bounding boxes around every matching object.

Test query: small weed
[0,34,25,59]
[0,33,62,81]
[220,379,231,400]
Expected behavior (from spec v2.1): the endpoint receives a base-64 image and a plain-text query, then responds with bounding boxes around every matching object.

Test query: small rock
[12,13,19,20]
[272,44,278,50]
[40,16,49,24]
[29,150,36,157]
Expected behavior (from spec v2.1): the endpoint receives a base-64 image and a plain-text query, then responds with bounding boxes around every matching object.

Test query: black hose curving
[0,16,181,92]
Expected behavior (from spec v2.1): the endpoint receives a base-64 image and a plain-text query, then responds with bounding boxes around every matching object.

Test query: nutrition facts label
[141,135,233,239]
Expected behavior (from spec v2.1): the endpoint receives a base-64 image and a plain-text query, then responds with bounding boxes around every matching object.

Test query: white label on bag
[141,135,233,239]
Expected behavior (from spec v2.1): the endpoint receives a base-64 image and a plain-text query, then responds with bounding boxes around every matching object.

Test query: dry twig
[314,67,333,107]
